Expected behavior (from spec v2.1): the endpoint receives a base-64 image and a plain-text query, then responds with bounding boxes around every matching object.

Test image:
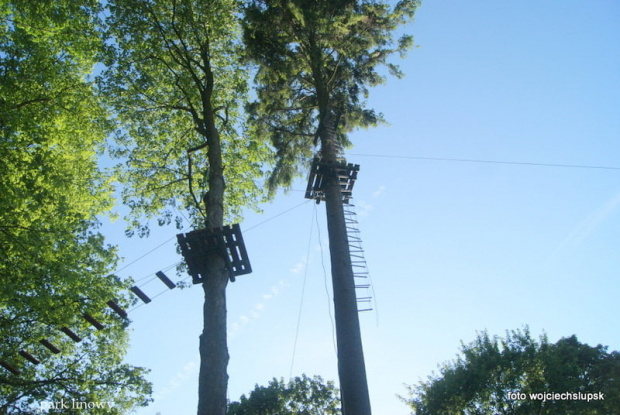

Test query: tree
[243,0,419,191]
[0,1,151,412]
[243,1,419,413]
[228,374,341,415]
[403,328,620,415]
[100,1,270,414]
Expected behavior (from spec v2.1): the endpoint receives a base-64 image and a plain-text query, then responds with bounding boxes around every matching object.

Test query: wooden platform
[305,157,360,204]
[177,223,251,284]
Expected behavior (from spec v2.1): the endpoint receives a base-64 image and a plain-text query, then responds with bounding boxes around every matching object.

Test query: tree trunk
[197,102,228,415]
[320,123,372,415]
[197,258,229,415]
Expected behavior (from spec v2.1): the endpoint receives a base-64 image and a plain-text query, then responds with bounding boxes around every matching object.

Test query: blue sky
[100,1,620,414]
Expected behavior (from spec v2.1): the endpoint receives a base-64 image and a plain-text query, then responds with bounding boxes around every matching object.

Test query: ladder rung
[40,339,61,354]
[131,286,152,304]
[19,350,40,365]
[60,327,82,342]
[83,313,105,331]
[107,300,128,318]
[0,360,21,375]
[156,271,177,289]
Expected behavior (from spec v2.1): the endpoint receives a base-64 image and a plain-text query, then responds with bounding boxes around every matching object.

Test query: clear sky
[100,1,620,414]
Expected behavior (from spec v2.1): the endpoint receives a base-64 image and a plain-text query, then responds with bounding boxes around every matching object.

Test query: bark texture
[197,70,228,415]
[321,123,372,415]
[198,257,229,415]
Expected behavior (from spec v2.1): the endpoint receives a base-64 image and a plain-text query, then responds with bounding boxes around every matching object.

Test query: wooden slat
[19,350,40,365]
[60,327,82,342]
[40,339,61,354]
[83,313,105,330]
[107,300,128,318]
[130,286,151,304]
[156,271,176,289]
[0,360,21,375]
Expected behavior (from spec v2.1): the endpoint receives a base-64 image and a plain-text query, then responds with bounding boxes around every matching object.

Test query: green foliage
[228,374,341,415]
[403,328,620,415]
[0,1,151,412]
[243,0,420,191]
[100,3,274,413]
[100,0,272,234]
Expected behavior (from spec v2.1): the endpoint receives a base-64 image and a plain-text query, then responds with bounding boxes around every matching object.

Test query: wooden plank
[177,227,226,284]
[40,339,61,354]
[156,271,176,290]
[223,224,252,277]
[0,360,20,375]
[130,286,151,304]
[107,300,128,318]
[60,327,82,342]
[19,350,40,365]
[83,313,105,330]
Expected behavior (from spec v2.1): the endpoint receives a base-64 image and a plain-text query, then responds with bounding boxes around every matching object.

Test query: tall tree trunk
[198,261,229,415]
[320,122,372,415]
[197,102,228,415]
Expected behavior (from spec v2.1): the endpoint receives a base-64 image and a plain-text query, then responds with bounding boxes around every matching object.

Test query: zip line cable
[245,199,313,233]
[114,199,312,280]
[115,236,178,276]
[289,202,315,379]
[115,153,616,282]
[108,200,317,317]
[135,261,184,289]
[126,274,194,315]
[347,153,620,171]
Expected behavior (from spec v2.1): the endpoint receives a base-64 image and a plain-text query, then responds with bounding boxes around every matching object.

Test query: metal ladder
[343,201,373,312]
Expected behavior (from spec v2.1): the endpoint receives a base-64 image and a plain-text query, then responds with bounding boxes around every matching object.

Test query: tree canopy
[403,328,620,415]
[101,0,271,234]
[243,0,420,190]
[0,1,150,412]
[228,375,341,415]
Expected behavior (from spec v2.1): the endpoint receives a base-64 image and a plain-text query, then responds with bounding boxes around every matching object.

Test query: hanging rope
[289,202,316,379]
